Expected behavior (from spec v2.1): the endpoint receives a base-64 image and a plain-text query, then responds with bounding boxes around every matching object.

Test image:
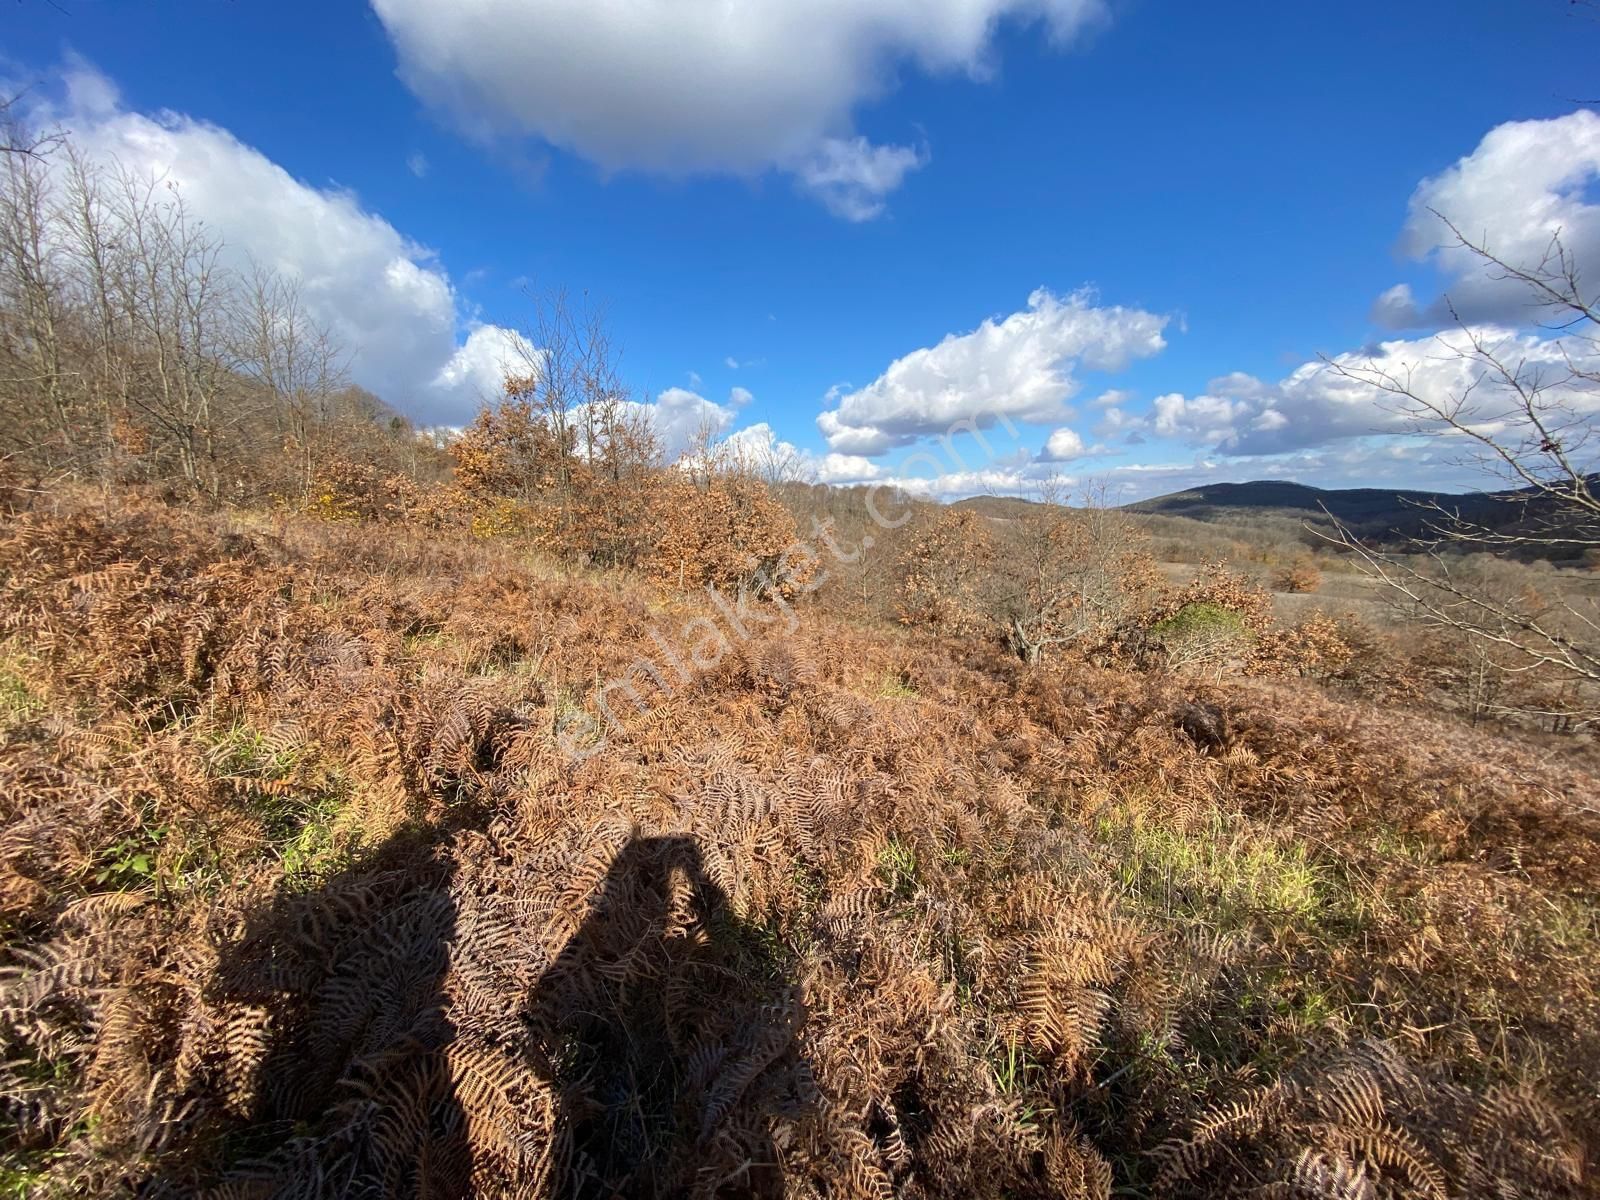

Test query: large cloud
[817,288,1169,454]
[1153,327,1600,456]
[1376,110,1600,328]
[1040,427,1087,460]
[32,59,519,426]
[369,0,1107,219]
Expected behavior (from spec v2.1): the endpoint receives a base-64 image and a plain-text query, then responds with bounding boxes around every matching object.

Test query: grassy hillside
[2,495,1597,1197]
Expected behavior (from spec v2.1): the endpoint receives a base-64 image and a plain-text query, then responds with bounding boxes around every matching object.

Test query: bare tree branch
[1317,224,1600,727]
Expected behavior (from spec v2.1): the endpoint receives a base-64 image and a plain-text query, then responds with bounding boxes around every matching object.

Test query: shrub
[307,457,457,526]
[1250,611,1355,679]
[1149,602,1252,674]
[1152,561,1276,636]
[652,473,809,596]
[995,498,1162,665]
[1272,557,1323,593]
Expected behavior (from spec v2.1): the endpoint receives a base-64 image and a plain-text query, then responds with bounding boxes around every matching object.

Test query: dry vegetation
[1,493,1597,1198]
[5,121,1600,1199]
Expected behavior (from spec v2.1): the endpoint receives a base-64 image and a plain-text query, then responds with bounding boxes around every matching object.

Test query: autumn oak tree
[896,507,997,639]
[992,481,1163,665]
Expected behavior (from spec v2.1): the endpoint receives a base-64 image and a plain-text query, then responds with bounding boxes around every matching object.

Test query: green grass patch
[877,837,919,900]
[276,791,352,880]
[92,826,167,891]
[1149,602,1248,642]
[986,1036,1053,1132]
[878,673,917,699]
[0,660,42,728]
[1098,807,1334,930]
[402,629,448,655]
[0,1149,69,1199]
[203,722,304,779]
[1536,894,1600,956]
[254,786,342,852]
[1368,825,1439,867]
[198,723,352,879]
[988,1035,1046,1096]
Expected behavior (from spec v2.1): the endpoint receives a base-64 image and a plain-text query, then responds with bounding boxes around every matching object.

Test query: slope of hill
[956,482,1505,535]
[1,495,1596,1197]
[950,493,1045,521]
[1126,480,1506,529]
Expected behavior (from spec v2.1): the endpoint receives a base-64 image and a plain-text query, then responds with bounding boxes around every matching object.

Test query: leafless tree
[0,126,409,505]
[993,477,1158,664]
[750,436,808,487]
[236,264,348,500]
[0,92,61,160]
[104,168,240,499]
[505,286,619,501]
[0,145,73,470]
[679,413,732,489]
[1324,214,1600,724]
[57,145,136,485]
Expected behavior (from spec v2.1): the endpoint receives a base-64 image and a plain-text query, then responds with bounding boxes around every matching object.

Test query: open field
[3,495,1597,1197]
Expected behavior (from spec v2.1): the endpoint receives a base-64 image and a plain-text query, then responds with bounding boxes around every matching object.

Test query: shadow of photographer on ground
[524,833,810,1199]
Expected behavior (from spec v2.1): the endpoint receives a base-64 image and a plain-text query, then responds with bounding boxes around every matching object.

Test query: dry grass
[1,496,1597,1197]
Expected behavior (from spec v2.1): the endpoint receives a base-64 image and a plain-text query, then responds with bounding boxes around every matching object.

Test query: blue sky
[6,0,1599,498]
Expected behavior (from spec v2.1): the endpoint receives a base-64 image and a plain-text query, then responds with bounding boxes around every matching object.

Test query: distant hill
[1124,480,1510,532]
[1124,479,1600,560]
[949,494,1046,521]
[953,479,1590,554]
[954,481,1502,532]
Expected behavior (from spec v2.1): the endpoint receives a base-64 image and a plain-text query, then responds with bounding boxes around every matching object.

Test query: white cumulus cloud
[637,387,743,458]
[1041,427,1086,460]
[817,288,1169,454]
[568,387,749,462]
[368,0,1108,218]
[1155,327,1600,456]
[1377,110,1600,328]
[430,325,535,409]
[713,421,886,485]
[32,58,520,426]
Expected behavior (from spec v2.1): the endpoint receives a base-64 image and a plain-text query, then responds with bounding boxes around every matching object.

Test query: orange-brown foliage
[1,497,1597,1197]
[652,472,809,595]
[1251,610,1357,678]
[1272,557,1324,594]
[895,508,997,638]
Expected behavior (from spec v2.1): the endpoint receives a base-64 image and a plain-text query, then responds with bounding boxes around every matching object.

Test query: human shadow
[149,827,470,1198]
[524,835,810,1199]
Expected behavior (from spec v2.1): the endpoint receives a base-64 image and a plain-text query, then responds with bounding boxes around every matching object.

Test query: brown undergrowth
[1,497,1596,1197]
